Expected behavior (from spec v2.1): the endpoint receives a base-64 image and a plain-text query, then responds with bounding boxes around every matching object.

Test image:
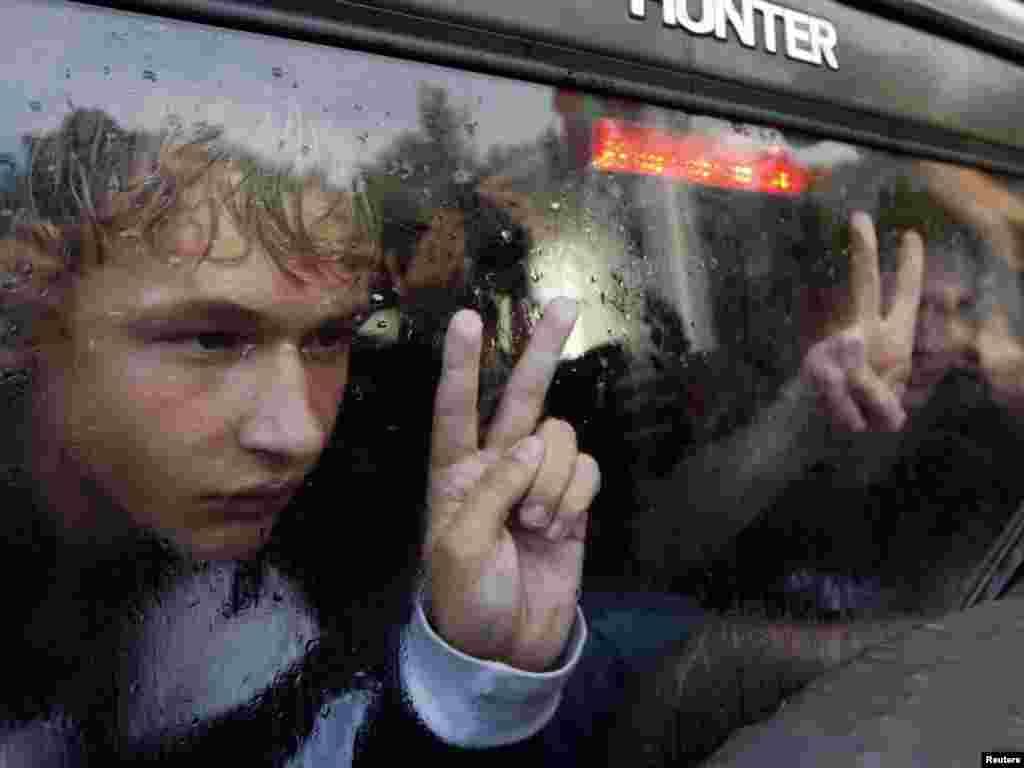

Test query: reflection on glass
[3,0,1024,764]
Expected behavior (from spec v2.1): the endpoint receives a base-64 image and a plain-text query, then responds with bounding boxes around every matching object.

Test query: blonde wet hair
[1,107,382,358]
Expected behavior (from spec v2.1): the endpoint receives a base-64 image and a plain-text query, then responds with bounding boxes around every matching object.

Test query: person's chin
[180,520,276,562]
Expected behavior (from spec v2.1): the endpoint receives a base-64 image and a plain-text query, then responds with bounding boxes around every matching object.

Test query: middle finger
[485,297,578,452]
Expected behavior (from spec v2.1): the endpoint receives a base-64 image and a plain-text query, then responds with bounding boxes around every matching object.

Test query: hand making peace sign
[423,297,601,672]
[801,212,925,432]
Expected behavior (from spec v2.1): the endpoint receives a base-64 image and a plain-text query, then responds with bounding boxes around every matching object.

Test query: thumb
[451,435,545,550]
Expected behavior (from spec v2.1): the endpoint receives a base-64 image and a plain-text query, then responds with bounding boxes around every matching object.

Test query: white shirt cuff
[399,596,587,748]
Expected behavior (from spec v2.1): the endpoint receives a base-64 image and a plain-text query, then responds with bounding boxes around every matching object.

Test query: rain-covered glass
[3,0,1024,763]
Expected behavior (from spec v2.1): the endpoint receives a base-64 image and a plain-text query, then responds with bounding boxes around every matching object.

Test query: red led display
[590,118,809,195]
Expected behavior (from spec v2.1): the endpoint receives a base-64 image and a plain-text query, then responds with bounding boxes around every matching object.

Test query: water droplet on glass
[357,132,369,144]
[530,269,543,283]
[453,169,472,184]
[28,100,42,113]
[64,67,71,79]
[464,121,478,136]
[376,320,388,329]
[353,104,364,112]
[142,69,157,82]
[103,65,111,76]
[300,144,311,156]
[499,230,512,244]
[292,81,299,89]
[550,201,561,211]
[271,66,284,78]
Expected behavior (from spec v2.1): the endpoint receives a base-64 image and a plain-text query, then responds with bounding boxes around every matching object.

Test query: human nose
[237,344,328,463]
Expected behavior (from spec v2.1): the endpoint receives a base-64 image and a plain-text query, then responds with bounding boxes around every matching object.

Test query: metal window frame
[77,0,1024,177]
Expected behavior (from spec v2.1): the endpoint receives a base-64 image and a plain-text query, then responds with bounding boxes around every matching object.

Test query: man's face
[902,252,976,409]
[27,204,367,560]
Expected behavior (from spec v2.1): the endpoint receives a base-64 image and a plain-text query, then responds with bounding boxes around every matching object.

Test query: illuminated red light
[590,118,808,195]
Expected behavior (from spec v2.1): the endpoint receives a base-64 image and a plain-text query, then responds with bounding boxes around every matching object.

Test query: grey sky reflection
[2,0,557,183]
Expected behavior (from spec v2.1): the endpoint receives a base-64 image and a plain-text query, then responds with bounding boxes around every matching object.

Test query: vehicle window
[3,0,1024,760]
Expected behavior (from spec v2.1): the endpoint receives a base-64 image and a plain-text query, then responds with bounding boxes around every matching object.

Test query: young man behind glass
[0,109,615,766]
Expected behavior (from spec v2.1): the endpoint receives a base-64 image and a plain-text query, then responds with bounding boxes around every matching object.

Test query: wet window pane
[3,0,1024,761]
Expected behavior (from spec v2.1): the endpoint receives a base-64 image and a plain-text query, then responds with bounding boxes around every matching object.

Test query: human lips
[206,481,302,520]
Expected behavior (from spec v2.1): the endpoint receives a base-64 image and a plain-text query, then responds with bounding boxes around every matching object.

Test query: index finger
[484,297,578,452]
[848,211,881,324]
[431,309,483,468]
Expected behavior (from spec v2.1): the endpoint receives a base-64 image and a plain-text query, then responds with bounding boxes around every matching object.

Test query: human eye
[192,331,245,351]
[303,321,355,363]
[158,329,253,360]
